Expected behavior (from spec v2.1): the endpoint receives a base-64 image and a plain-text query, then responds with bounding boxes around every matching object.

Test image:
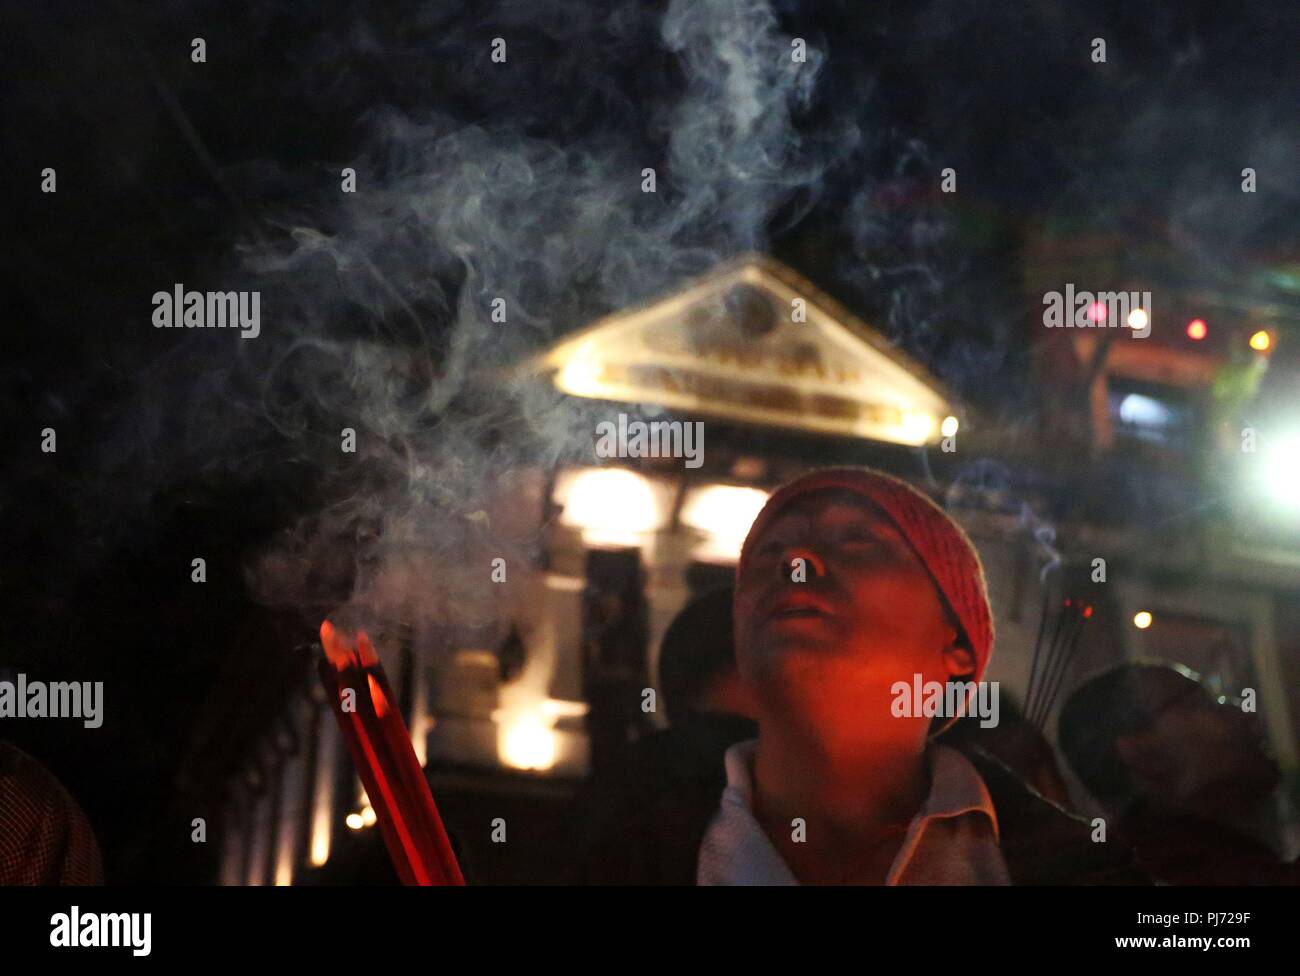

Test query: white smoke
[240,0,840,648]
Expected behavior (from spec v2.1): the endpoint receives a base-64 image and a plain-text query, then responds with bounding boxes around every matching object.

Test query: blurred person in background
[558,586,758,881]
[1059,661,1297,885]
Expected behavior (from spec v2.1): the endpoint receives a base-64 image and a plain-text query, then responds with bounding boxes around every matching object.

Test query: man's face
[733,488,973,729]
[1118,671,1281,810]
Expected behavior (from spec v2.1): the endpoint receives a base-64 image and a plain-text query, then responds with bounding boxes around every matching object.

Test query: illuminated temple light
[899,412,937,444]
[558,468,665,546]
[308,717,338,866]
[493,694,580,773]
[308,817,331,867]
[496,708,558,771]
[1249,330,1272,353]
[1186,319,1207,341]
[272,749,306,887]
[345,812,364,831]
[940,415,960,438]
[556,348,603,398]
[1126,308,1149,330]
[680,484,771,561]
[1133,611,1153,630]
[539,698,590,720]
[360,805,377,827]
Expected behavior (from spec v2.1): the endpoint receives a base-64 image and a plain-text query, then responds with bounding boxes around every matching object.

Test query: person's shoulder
[958,744,1151,886]
[1121,814,1298,885]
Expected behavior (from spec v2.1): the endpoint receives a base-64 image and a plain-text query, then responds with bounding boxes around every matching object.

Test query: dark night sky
[2,0,1298,881]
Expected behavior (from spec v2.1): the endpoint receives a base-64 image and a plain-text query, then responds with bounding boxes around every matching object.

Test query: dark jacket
[1118,814,1299,885]
[564,737,1149,885]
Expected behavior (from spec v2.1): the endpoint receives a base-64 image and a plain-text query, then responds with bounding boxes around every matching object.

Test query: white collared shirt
[696,739,1011,885]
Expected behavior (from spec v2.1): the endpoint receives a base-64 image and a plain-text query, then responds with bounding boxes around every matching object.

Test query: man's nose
[780,546,825,580]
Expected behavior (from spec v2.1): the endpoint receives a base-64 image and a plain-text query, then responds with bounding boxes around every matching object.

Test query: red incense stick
[318,620,465,885]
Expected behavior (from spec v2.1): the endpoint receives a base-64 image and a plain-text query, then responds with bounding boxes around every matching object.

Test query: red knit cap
[736,467,995,682]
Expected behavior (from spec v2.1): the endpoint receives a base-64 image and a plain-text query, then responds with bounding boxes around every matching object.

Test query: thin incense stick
[1029,598,1072,729]
[1040,604,1091,724]
[1036,598,1077,730]
[1023,585,1052,727]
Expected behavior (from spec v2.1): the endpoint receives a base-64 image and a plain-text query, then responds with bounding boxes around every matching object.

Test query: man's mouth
[765,592,835,621]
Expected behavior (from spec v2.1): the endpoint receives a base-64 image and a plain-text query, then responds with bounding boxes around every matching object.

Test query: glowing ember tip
[319,620,381,670]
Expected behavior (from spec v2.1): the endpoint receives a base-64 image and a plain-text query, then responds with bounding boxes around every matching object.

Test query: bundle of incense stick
[318,620,465,885]
[1024,594,1093,732]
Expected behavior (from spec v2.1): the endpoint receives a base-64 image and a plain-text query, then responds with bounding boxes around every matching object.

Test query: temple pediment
[531,254,956,446]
